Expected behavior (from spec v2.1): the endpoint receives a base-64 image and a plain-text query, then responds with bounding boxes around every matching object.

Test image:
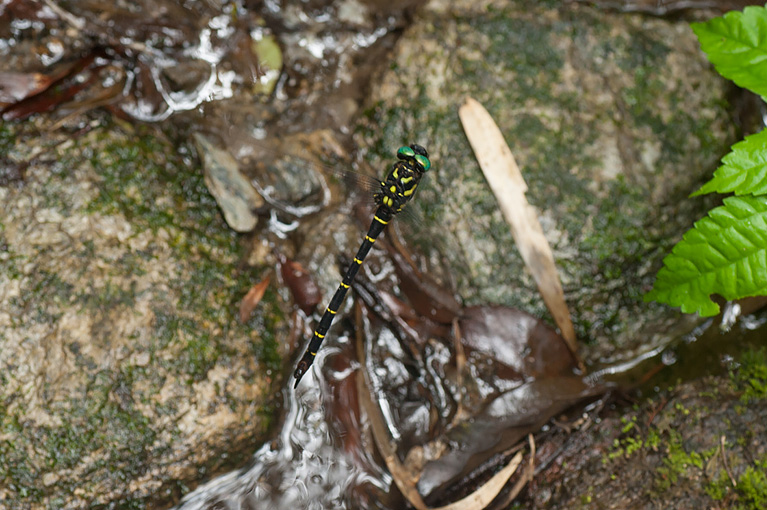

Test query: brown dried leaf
[279,255,322,315]
[0,72,51,105]
[458,96,579,361]
[239,275,270,323]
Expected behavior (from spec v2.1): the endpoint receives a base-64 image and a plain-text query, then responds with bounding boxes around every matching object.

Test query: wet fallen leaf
[416,375,597,502]
[458,96,579,362]
[278,253,322,315]
[47,65,127,130]
[0,72,52,106]
[458,305,577,379]
[239,275,271,323]
[356,322,525,510]
[3,75,93,121]
[350,261,604,506]
[0,51,99,109]
[1,53,102,120]
[390,249,461,325]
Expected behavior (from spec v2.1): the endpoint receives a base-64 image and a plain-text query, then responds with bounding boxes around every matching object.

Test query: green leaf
[251,33,283,96]
[645,195,767,316]
[692,130,767,197]
[691,6,767,98]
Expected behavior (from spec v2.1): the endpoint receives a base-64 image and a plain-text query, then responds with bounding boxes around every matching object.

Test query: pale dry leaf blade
[434,451,522,510]
[458,97,578,355]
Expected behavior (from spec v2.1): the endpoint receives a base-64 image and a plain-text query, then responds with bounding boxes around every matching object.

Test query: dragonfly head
[397,144,431,173]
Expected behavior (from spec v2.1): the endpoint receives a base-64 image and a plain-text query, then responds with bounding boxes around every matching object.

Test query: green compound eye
[397,146,415,159]
[414,154,431,171]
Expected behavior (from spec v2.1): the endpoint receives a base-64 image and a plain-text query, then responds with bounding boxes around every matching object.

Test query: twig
[43,0,86,30]
[720,435,737,487]
[527,433,536,484]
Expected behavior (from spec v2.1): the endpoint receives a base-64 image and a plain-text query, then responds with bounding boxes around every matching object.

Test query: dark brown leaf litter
[322,230,611,508]
[278,252,322,316]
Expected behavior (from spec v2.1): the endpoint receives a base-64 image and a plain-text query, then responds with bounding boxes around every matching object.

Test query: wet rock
[194,133,263,232]
[357,0,738,366]
[0,125,283,509]
[245,132,331,217]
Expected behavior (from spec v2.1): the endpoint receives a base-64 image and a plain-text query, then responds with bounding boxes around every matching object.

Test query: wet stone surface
[356,0,737,364]
[0,124,285,508]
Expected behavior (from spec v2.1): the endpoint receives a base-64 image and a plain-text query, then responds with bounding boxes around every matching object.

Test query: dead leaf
[458,96,579,363]
[355,307,525,510]
[239,275,271,323]
[278,254,322,315]
[0,72,51,105]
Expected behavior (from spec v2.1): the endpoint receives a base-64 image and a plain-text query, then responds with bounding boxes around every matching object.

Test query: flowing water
[173,337,400,510]
[170,303,767,510]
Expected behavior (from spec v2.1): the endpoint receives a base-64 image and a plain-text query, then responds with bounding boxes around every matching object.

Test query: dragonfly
[293,143,432,388]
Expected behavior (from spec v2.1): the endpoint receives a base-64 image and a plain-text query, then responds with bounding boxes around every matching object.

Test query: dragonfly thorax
[375,159,425,215]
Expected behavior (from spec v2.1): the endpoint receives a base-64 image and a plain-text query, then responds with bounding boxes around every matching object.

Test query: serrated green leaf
[691,6,767,98]
[644,195,767,316]
[693,130,767,197]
